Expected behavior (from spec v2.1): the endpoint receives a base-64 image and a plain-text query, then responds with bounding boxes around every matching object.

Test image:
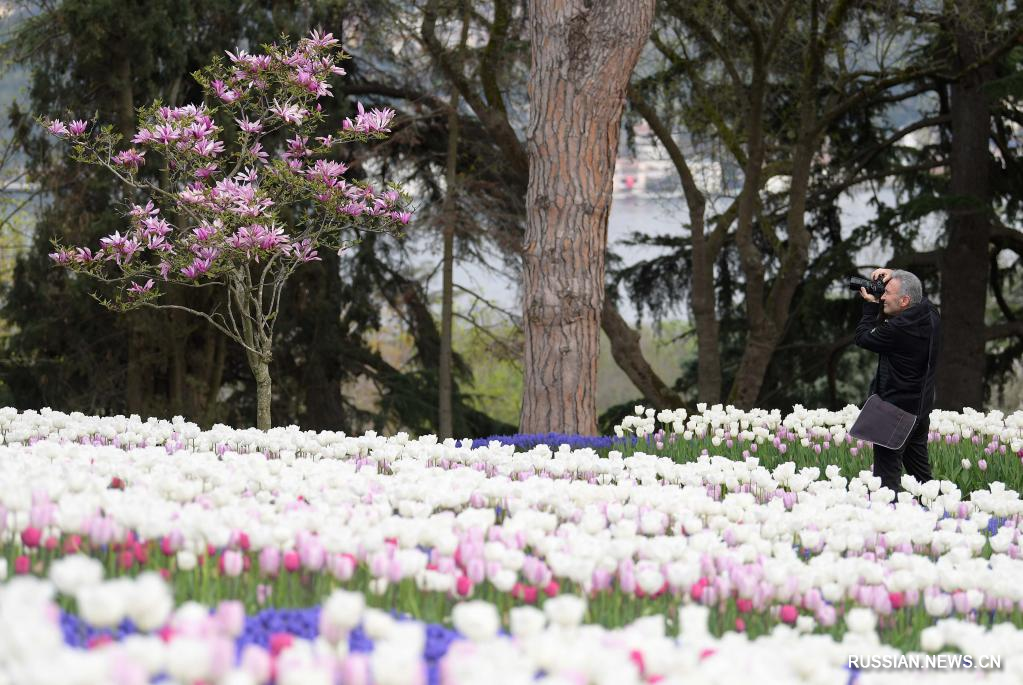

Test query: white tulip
[165,637,212,682]
[362,608,397,641]
[76,580,129,629]
[321,589,365,638]
[453,601,500,642]
[845,608,877,635]
[509,606,547,639]
[128,572,174,631]
[543,595,587,629]
[176,550,197,571]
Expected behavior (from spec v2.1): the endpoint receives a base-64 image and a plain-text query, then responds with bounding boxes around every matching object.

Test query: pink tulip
[779,604,798,624]
[214,601,246,636]
[592,568,613,592]
[221,550,244,577]
[339,654,371,685]
[952,591,971,615]
[816,604,836,627]
[466,557,486,585]
[299,541,326,572]
[259,547,280,576]
[20,527,42,548]
[240,645,272,683]
[283,550,300,572]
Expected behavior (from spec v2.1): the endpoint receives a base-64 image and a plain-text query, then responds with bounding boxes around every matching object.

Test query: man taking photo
[853,268,941,493]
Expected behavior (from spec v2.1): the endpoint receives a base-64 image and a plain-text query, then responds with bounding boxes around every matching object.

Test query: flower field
[2,404,1023,684]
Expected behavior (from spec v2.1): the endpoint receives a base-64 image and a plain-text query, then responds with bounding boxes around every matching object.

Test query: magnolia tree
[44,31,411,430]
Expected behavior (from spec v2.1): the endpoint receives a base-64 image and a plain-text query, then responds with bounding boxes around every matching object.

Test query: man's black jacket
[854,298,940,418]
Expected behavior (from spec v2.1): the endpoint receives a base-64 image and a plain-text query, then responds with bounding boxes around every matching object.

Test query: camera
[848,276,886,299]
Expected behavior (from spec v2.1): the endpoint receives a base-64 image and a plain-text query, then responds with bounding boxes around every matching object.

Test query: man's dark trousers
[873,416,931,492]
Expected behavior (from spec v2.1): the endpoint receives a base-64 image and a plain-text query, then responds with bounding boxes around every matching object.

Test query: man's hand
[871,267,894,283]
[860,287,879,303]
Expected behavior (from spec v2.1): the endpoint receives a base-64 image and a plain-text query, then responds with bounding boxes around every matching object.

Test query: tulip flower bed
[2,405,1023,683]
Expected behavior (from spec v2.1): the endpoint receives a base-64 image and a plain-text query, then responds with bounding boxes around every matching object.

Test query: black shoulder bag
[849,309,936,450]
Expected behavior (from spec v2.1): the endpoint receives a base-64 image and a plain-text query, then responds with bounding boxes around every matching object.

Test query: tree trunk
[252,356,272,431]
[439,91,459,439]
[936,0,993,411]
[729,139,815,408]
[601,299,685,410]
[628,87,722,404]
[727,63,770,408]
[521,0,655,435]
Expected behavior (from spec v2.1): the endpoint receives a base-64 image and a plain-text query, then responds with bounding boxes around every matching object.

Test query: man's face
[880,278,910,316]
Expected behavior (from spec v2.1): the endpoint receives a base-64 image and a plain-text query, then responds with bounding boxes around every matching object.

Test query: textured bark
[521,0,655,434]
[253,357,272,432]
[601,300,684,410]
[936,0,994,411]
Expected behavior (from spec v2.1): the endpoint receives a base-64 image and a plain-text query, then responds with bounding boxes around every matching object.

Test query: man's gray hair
[891,269,923,305]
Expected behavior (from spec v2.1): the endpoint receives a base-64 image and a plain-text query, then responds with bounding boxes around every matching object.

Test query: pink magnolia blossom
[152,124,181,144]
[181,256,214,279]
[186,119,216,139]
[235,116,263,134]
[131,129,157,145]
[129,201,159,219]
[304,29,340,48]
[194,138,226,157]
[286,238,321,262]
[249,142,269,164]
[113,148,146,168]
[192,246,221,262]
[67,119,89,136]
[179,188,206,204]
[304,159,348,185]
[141,216,172,237]
[292,68,329,96]
[234,167,259,184]
[128,279,155,295]
[193,222,219,241]
[211,79,241,103]
[225,49,271,73]
[341,202,366,217]
[269,98,308,124]
[46,120,69,136]
[74,247,99,263]
[343,102,395,133]
[195,163,219,178]
[147,235,172,252]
